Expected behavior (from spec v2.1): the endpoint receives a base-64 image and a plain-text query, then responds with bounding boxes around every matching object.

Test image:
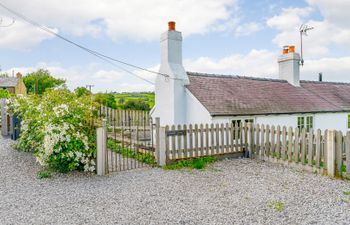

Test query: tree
[122,99,150,111]
[94,93,117,109]
[75,87,91,97]
[0,89,11,98]
[23,69,66,95]
[118,97,125,104]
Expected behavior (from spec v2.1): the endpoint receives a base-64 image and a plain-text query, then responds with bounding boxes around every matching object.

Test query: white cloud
[307,0,350,29]
[267,7,313,31]
[267,2,350,57]
[92,70,123,82]
[235,22,262,37]
[5,62,154,92]
[0,16,56,49]
[119,83,154,92]
[184,50,350,84]
[185,49,277,77]
[302,56,350,82]
[0,0,239,48]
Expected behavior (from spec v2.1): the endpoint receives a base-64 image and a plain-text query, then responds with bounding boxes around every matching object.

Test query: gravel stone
[1,136,350,225]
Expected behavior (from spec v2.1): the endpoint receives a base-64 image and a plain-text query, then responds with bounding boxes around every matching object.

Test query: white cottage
[151,22,350,133]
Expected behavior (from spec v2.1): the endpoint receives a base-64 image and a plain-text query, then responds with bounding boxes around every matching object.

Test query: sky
[0,0,349,93]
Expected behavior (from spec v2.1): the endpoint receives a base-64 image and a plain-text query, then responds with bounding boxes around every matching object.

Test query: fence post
[96,126,108,176]
[155,117,166,166]
[1,99,8,136]
[247,122,254,158]
[326,130,336,177]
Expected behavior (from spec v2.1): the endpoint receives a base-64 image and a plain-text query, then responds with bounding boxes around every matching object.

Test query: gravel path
[1,136,350,225]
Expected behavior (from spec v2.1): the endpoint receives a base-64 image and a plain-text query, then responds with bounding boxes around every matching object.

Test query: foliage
[107,139,157,165]
[343,191,350,196]
[8,89,98,173]
[164,156,217,170]
[75,87,91,97]
[37,169,52,179]
[122,99,150,111]
[114,92,154,109]
[0,89,11,99]
[269,200,284,212]
[23,69,66,95]
[95,92,154,111]
[94,93,117,109]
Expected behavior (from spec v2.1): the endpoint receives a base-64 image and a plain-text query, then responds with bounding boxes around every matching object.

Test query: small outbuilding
[0,72,27,95]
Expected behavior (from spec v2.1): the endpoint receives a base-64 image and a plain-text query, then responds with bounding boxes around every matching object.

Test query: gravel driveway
[1,136,350,225]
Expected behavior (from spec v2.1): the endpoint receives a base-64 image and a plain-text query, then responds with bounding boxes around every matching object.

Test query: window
[297,116,313,131]
[232,119,254,127]
[232,119,254,137]
[348,114,350,129]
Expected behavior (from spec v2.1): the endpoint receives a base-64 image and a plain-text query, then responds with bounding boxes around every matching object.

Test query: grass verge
[107,139,157,166]
[37,169,52,179]
[164,156,217,170]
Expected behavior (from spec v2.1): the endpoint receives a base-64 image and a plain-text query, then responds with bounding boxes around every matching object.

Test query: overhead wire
[0,2,182,85]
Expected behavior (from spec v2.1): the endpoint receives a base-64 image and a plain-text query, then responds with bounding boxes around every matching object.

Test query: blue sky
[0,0,349,92]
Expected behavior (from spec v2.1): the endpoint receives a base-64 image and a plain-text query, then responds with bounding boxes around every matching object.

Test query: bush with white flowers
[8,89,98,172]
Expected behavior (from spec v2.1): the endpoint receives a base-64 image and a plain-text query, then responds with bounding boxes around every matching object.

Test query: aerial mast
[299,24,314,66]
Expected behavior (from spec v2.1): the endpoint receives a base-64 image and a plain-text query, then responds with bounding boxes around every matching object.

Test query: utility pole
[86,84,94,126]
[35,79,39,95]
[86,84,94,93]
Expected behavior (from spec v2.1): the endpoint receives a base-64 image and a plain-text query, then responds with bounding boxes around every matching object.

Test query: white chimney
[278,45,301,87]
[152,21,189,126]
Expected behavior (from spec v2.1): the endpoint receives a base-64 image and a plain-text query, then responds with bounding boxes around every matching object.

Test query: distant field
[114,92,155,109]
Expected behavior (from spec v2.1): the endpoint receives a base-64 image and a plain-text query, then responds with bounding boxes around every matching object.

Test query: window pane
[310,116,313,128]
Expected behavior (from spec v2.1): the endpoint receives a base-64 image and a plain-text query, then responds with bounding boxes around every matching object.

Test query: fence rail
[100,106,150,127]
[154,121,350,179]
[249,124,350,178]
[95,114,350,179]
[97,106,154,174]
[164,123,246,161]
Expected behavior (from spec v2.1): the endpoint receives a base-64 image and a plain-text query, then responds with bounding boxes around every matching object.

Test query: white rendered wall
[256,114,298,128]
[152,30,189,126]
[186,89,212,125]
[314,113,348,133]
[210,113,349,133]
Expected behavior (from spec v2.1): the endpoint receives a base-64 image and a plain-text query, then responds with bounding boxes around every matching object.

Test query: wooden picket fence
[250,124,350,178]
[164,122,247,161]
[100,106,150,127]
[156,121,350,178]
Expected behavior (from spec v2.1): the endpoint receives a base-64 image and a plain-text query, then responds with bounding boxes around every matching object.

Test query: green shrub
[8,89,98,173]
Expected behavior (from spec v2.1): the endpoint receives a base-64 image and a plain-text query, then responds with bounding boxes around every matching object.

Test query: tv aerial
[0,17,15,27]
[299,24,314,66]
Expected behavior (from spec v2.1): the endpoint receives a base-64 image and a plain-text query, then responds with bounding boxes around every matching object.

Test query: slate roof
[0,77,19,87]
[186,72,350,116]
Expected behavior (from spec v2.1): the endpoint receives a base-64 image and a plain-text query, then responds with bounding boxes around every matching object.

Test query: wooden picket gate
[98,106,155,173]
